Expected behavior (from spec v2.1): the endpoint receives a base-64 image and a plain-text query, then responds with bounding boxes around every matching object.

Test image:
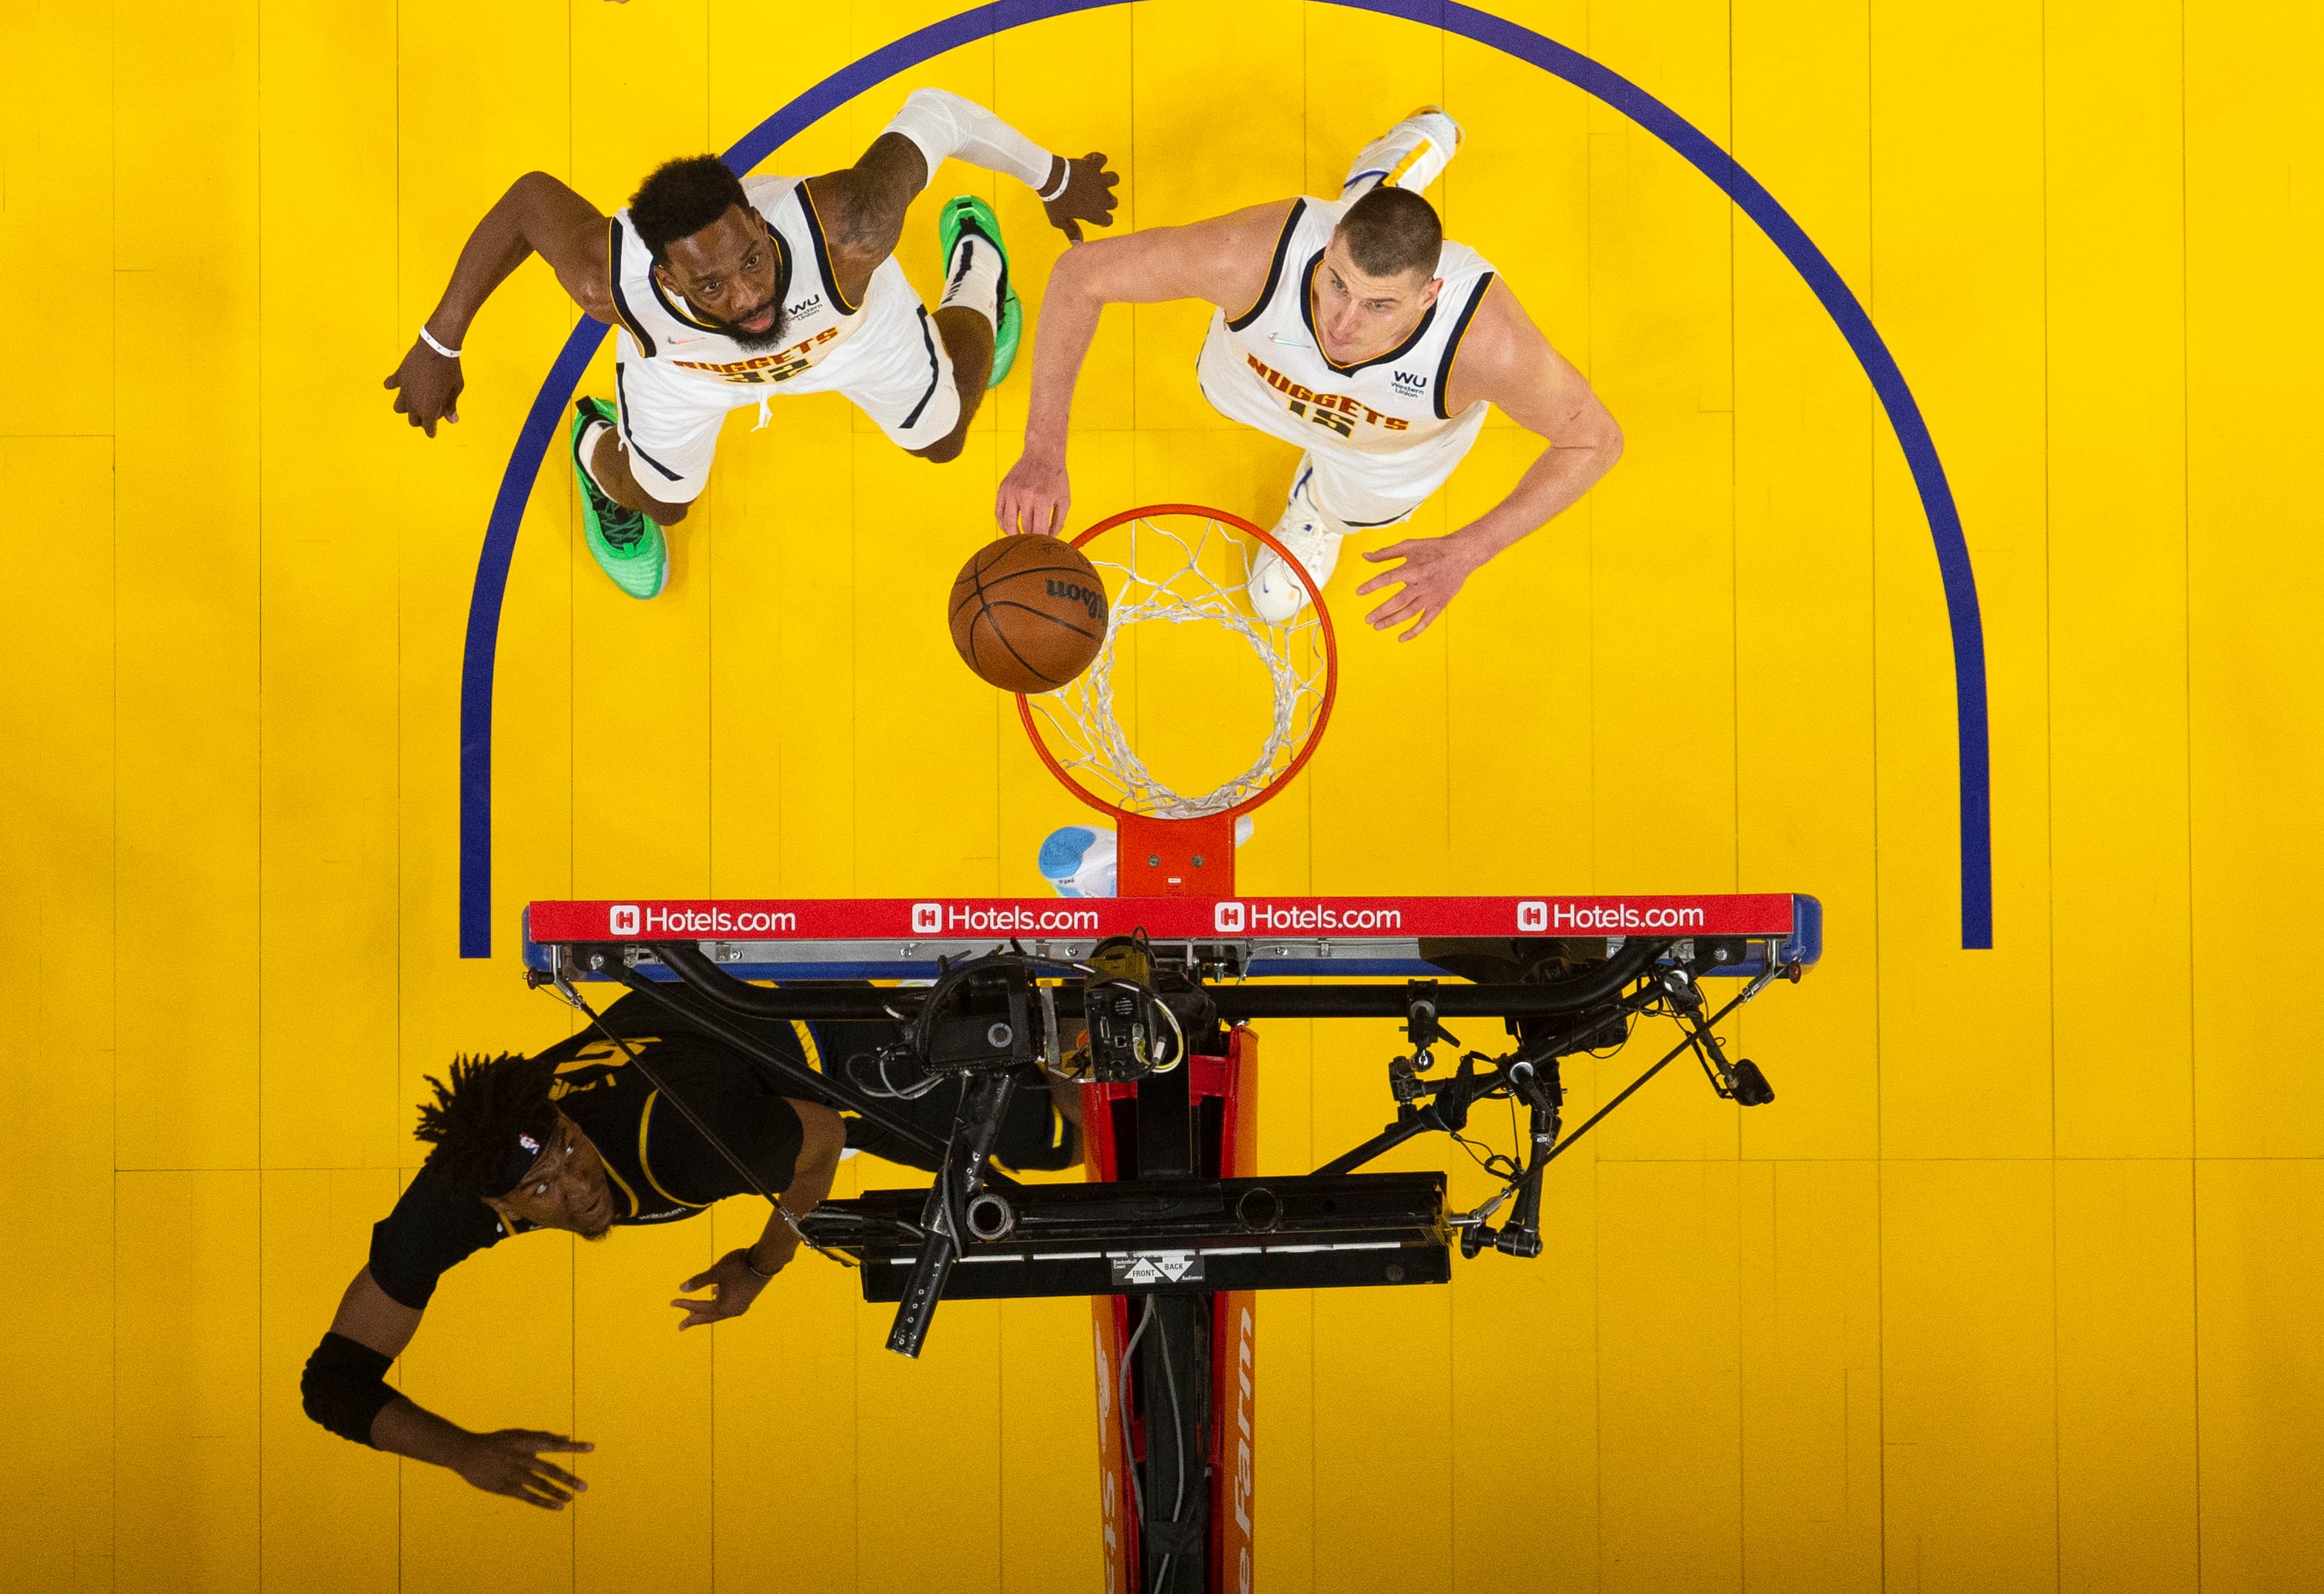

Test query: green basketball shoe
[937,194,1022,387]
[570,396,667,600]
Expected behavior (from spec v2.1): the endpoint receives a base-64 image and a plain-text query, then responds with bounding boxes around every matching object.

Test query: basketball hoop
[1017,504,1338,897]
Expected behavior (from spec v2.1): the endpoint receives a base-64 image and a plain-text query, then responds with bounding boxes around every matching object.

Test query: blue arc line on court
[458,0,1993,956]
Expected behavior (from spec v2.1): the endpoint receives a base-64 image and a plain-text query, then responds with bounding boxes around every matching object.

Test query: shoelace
[598,505,647,551]
[587,480,647,550]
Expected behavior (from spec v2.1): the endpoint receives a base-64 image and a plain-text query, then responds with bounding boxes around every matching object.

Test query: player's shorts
[612,262,961,505]
[1195,322,1489,530]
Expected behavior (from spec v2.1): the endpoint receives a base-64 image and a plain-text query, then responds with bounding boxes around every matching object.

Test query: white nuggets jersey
[607,174,908,389]
[1197,196,1496,475]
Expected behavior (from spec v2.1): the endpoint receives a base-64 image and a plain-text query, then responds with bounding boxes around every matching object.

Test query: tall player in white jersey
[996,110,1621,638]
[386,89,1117,598]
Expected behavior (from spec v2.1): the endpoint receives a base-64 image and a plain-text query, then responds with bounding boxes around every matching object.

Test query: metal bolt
[987,1022,1014,1048]
[1192,854,1206,867]
[1148,855,1162,867]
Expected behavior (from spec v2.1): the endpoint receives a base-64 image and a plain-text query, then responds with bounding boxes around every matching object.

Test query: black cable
[1119,1300,1153,1525]
[1152,1302,1189,1594]
[1541,984,1755,1168]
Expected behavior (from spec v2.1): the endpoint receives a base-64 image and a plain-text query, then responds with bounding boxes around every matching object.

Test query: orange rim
[1014,503,1340,824]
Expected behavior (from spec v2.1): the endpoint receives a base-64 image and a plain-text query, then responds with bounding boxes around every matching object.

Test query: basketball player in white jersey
[995,110,1620,639]
[386,89,1117,598]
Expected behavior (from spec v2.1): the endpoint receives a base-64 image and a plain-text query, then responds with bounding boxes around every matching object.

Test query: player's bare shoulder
[1441,278,1561,413]
[800,142,921,275]
[1443,277,1621,457]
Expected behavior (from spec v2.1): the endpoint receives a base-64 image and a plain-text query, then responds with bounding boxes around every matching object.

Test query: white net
[1025,511,1333,818]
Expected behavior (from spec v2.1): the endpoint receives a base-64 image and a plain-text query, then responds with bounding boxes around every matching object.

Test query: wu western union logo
[1245,352,1413,436]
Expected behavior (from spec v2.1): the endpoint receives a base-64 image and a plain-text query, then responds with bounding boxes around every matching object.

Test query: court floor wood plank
[1595,1161,1744,1593]
[2054,1160,2199,1594]
[257,0,404,1175]
[2193,1160,2324,1586]
[1738,1161,1881,1592]
[710,1186,865,1588]
[573,1218,719,1590]
[2045,0,2195,1161]
[0,0,112,435]
[259,1170,403,1594]
[115,1172,262,1594]
[2186,0,2324,1159]
[1730,0,1879,1166]
[1580,0,1741,1167]
[1879,1160,2058,1592]
[1867,0,2054,1164]
[112,0,263,1177]
[0,438,119,1593]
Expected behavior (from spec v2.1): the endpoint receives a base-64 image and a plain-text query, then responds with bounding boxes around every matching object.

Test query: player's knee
[916,433,966,466]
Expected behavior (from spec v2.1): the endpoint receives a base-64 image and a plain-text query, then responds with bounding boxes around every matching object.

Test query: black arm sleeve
[301,1332,399,1447]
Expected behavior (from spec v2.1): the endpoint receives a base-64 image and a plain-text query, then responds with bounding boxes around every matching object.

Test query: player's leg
[585,424,687,527]
[910,195,1022,464]
[916,307,991,464]
[1341,105,1464,198]
[567,346,730,600]
[1249,454,1429,620]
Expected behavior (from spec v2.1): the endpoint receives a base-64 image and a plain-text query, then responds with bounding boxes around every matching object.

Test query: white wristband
[417,325,462,359]
[1037,158,1072,202]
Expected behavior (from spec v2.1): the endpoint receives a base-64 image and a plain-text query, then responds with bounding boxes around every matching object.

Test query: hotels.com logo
[911,903,944,935]
[610,904,641,936]
[1214,901,1246,934]
[1517,901,1550,933]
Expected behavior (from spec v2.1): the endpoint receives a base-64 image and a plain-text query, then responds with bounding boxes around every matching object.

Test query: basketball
[948,533,1111,693]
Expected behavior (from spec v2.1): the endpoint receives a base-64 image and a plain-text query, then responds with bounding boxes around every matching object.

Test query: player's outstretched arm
[811,90,1119,291]
[383,172,615,438]
[1355,281,1623,640]
[669,1100,846,1330]
[303,1266,594,1510]
[996,202,1294,536]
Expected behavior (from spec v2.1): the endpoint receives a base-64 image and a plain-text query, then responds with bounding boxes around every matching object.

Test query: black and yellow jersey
[366,991,1072,1310]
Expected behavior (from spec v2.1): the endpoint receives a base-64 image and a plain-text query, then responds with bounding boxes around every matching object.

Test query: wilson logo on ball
[1045,579,1107,622]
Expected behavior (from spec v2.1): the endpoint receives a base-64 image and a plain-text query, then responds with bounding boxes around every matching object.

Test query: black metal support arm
[885,1070,1017,1358]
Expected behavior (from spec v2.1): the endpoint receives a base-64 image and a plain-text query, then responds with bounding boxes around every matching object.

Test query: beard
[711,299,789,351]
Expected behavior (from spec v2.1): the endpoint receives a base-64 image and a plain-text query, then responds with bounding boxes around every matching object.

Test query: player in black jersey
[299,993,1076,1509]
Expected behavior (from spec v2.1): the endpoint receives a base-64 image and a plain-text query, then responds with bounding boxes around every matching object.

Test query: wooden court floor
[2,0,2321,1589]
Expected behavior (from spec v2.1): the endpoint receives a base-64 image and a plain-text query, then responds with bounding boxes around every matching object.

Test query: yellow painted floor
[4,0,2322,1589]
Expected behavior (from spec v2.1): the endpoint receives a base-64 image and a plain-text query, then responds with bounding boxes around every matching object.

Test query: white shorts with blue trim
[610,262,961,505]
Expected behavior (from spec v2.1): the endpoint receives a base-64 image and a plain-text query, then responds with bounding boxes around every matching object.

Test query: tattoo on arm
[816,133,930,262]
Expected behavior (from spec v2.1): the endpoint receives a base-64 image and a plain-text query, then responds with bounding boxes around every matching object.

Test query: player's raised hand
[1356,533,1486,641]
[384,336,463,438]
[671,1247,775,1330]
[453,1429,593,1510]
[996,450,1071,536]
[1042,152,1119,243]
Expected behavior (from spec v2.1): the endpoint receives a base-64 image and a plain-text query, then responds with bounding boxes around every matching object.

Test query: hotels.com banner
[525,895,1799,944]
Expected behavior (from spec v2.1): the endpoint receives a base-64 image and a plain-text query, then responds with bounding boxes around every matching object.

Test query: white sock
[577,417,616,493]
[938,234,1004,329]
